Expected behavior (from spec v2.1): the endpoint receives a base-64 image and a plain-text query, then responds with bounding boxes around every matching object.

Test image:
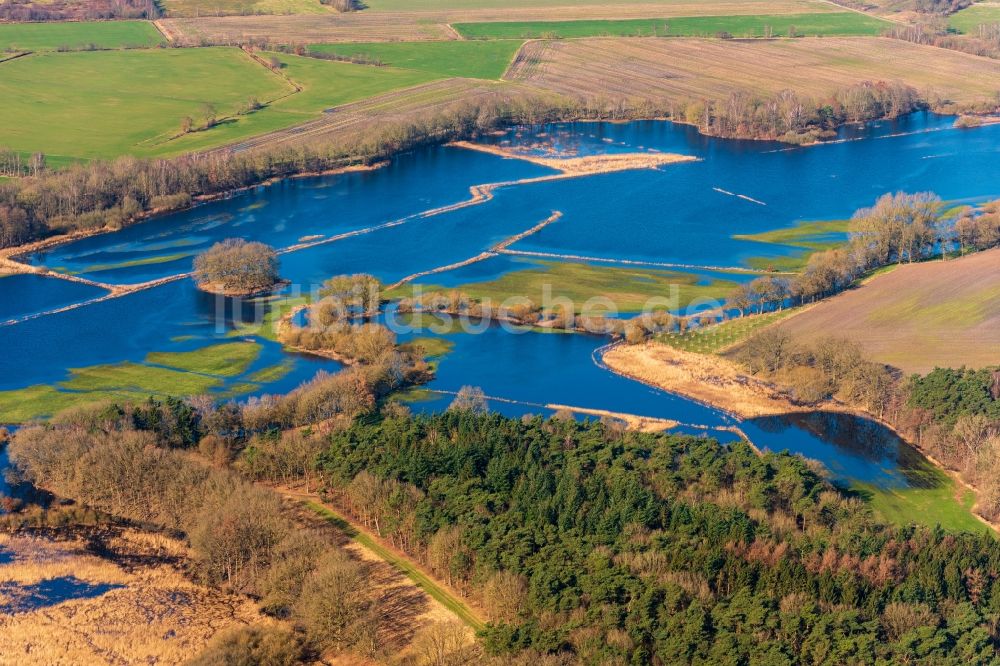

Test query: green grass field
[454,12,888,39]
[307,40,524,80]
[0,342,264,422]
[852,471,988,534]
[161,0,328,16]
[392,259,741,314]
[0,20,164,52]
[0,47,435,161]
[949,3,1000,33]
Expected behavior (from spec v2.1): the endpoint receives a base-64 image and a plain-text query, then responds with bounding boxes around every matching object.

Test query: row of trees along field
[9,392,1000,664]
[724,193,1000,317]
[0,81,972,251]
[0,0,158,21]
[888,20,1000,61]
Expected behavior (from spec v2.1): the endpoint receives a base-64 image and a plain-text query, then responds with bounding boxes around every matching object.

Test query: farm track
[283,491,486,632]
[504,36,1000,106]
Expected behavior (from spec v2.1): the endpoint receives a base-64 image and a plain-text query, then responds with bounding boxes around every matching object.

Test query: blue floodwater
[2,115,999,494]
[0,274,107,323]
[28,148,555,285]
[0,577,125,614]
[743,412,929,488]
[0,280,335,397]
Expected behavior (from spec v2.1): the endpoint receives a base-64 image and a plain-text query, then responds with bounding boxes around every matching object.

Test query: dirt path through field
[278,488,485,633]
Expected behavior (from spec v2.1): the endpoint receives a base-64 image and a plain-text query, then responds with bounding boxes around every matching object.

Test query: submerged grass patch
[454,13,888,39]
[394,259,740,314]
[81,252,196,275]
[735,219,849,271]
[146,341,261,377]
[0,342,265,422]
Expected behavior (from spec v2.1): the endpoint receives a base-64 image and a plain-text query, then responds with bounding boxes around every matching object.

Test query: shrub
[193,238,279,295]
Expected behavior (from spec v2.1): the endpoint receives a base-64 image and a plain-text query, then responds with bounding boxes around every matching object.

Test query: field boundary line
[151,19,174,43]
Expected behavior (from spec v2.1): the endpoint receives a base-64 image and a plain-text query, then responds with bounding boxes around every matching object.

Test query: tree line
[725,193,1000,317]
[0,0,158,21]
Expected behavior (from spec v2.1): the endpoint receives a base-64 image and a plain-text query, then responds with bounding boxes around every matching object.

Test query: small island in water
[193,238,283,297]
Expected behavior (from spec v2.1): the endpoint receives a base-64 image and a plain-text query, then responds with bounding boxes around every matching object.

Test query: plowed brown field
[505,37,1000,106]
[773,249,1000,374]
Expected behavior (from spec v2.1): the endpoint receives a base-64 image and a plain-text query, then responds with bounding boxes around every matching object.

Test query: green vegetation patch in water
[735,219,849,271]
[0,341,266,422]
[146,341,261,377]
[394,259,741,314]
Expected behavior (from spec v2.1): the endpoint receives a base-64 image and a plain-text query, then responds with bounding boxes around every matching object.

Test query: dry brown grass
[773,249,1000,374]
[450,140,697,172]
[160,0,832,43]
[0,531,268,666]
[603,342,815,419]
[506,37,1000,107]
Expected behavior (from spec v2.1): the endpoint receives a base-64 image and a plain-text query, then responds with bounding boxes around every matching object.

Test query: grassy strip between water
[304,500,485,631]
[0,20,164,51]
[307,40,524,80]
[454,13,888,39]
[0,342,263,422]
[392,259,741,314]
[81,252,196,275]
[657,309,799,354]
[399,336,456,359]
